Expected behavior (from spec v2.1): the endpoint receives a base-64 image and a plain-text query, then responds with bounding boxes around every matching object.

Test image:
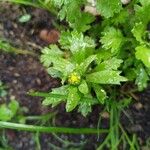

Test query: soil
[0,2,150,150]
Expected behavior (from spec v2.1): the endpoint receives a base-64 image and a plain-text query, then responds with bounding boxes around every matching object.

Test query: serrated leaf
[41,45,75,75]
[95,57,123,71]
[135,65,149,91]
[58,0,95,32]
[78,80,89,95]
[132,22,145,43]
[52,0,64,7]
[79,55,97,75]
[135,45,150,68]
[134,0,150,25]
[73,12,95,32]
[59,30,95,63]
[47,67,62,78]
[41,45,63,67]
[96,50,113,63]
[111,9,129,25]
[60,31,95,53]
[52,85,69,95]
[66,86,80,112]
[42,97,64,107]
[78,99,92,117]
[96,0,122,18]
[94,85,107,104]
[100,27,124,54]
[42,86,68,107]
[86,70,127,84]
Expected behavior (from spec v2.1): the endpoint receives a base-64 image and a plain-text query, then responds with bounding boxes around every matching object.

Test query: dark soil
[0,2,150,150]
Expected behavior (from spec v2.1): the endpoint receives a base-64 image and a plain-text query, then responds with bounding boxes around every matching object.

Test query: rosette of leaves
[40,30,127,116]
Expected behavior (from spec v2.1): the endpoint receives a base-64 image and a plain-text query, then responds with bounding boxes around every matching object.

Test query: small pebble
[101,111,110,119]
[14,73,20,77]
[36,78,41,85]
[134,102,143,110]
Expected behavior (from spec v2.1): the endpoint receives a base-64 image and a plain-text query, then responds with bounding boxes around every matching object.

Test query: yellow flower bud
[68,72,81,85]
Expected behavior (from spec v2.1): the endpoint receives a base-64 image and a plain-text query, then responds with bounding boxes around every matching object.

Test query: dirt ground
[0,3,150,150]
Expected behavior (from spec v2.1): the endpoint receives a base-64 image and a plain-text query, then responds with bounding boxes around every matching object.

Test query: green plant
[1,0,150,149]
[39,32,127,116]
[31,0,150,117]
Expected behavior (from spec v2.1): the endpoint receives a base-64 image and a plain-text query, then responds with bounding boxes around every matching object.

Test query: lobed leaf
[95,57,123,71]
[66,86,80,112]
[96,0,122,18]
[78,80,89,95]
[135,45,150,68]
[86,70,127,84]
[93,85,107,104]
[100,27,124,54]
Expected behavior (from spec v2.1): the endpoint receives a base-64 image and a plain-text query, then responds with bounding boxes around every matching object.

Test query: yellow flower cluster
[68,72,81,85]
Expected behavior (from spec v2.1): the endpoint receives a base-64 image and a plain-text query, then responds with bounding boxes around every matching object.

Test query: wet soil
[0,2,150,150]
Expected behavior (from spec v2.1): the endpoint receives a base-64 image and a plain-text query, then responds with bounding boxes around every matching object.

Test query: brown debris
[39,29,60,44]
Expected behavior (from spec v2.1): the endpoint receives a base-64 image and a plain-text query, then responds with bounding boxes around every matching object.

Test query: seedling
[0,0,150,149]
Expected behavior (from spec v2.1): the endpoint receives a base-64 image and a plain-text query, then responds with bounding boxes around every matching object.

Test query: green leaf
[42,86,68,107]
[134,0,150,25]
[8,100,19,116]
[41,45,63,67]
[41,45,75,75]
[111,9,129,25]
[125,68,137,81]
[60,30,95,53]
[59,30,95,63]
[66,86,80,112]
[96,0,122,18]
[100,27,124,54]
[0,100,19,121]
[0,105,12,121]
[78,99,92,117]
[73,12,95,32]
[47,67,63,78]
[78,80,89,95]
[96,50,113,63]
[42,97,64,107]
[135,45,150,68]
[58,0,95,32]
[52,0,64,7]
[95,57,123,71]
[86,70,127,84]
[135,65,149,91]
[132,22,145,43]
[93,85,107,104]
[52,85,69,95]
[79,55,97,75]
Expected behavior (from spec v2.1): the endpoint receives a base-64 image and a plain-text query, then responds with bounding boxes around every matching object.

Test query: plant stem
[0,121,108,134]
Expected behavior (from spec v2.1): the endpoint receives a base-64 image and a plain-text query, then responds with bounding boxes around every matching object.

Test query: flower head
[68,72,81,85]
